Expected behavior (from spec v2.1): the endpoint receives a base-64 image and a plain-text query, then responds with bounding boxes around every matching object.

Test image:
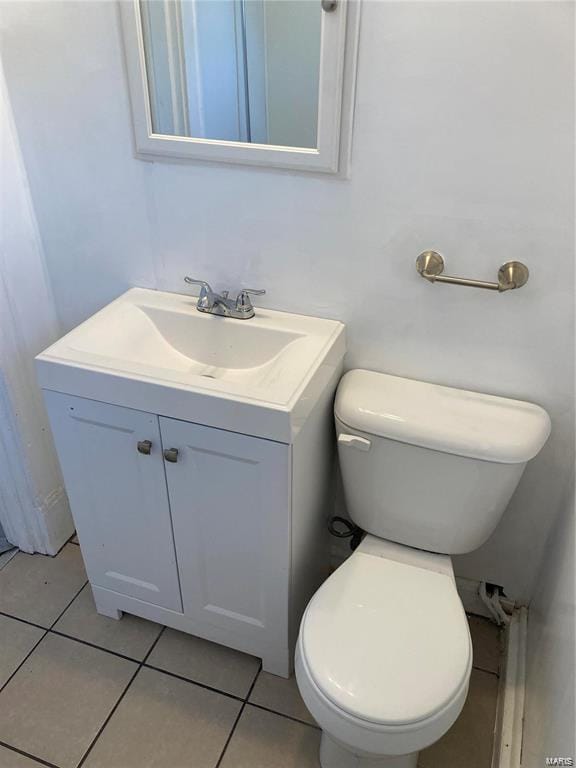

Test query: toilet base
[320,733,418,768]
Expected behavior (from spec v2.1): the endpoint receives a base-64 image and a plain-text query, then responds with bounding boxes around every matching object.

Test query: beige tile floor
[0,539,502,768]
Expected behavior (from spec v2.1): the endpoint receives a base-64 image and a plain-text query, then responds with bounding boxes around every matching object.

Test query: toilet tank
[334,370,551,555]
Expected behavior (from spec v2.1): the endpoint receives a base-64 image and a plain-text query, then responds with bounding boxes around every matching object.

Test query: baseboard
[492,607,528,768]
[39,485,73,555]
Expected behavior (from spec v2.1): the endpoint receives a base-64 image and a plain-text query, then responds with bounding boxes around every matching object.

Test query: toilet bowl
[296,370,551,768]
[295,536,472,767]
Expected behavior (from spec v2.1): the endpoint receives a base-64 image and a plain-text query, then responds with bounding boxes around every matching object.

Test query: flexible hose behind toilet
[479,582,511,626]
[328,516,364,550]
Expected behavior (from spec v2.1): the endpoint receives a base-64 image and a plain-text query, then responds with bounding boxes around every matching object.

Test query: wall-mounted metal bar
[416,251,529,293]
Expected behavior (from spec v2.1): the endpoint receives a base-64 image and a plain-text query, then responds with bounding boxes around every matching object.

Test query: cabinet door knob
[137,440,152,455]
[163,447,179,463]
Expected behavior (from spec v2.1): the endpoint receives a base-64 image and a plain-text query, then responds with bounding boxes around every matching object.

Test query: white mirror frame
[119,0,360,174]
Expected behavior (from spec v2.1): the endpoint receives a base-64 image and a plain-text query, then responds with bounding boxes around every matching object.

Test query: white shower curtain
[0,58,72,554]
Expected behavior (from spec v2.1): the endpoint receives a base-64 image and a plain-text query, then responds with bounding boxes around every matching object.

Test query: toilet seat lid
[300,551,472,727]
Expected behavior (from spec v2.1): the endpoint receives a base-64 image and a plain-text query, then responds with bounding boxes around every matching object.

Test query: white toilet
[295,370,551,768]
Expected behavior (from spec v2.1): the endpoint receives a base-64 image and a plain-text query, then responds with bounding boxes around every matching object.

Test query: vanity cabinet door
[44,392,182,612]
[160,417,291,646]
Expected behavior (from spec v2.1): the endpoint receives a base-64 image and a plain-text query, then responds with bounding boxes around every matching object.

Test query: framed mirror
[120,0,359,173]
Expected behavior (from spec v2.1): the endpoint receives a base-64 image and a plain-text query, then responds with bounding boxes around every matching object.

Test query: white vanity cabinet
[37,288,345,676]
[44,390,315,676]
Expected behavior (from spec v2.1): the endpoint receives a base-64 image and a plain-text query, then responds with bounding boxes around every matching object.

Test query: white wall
[523,472,575,766]
[0,0,573,601]
[0,56,72,553]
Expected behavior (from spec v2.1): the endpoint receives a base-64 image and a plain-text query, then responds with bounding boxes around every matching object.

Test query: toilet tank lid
[335,370,551,464]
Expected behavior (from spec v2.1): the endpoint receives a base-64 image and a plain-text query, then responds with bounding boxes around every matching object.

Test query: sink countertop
[36,288,346,443]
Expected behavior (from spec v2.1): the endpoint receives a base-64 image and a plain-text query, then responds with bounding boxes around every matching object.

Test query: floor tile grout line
[240,666,321,730]
[246,702,320,731]
[138,661,320,731]
[75,626,166,768]
[1,608,319,765]
[0,548,18,572]
[142,663,246,703]
[75,665,141,768]
[48,580,90,630]
[213,700,251,768]
[238,663,320,731]
[0,580,97,763]
[0,628,49,696]
[0,610,161,666]
[0,549,87,634]
[0,610,48,631]
[1,605,318,720]
[0,739,61,768]
[142,625,166,664]
[244,665,261,703]
[0,579,89,704]
[48,629,148,664]
[214,661,262,768]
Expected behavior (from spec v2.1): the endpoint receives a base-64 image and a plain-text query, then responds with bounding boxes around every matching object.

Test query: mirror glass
[139,0,322,149]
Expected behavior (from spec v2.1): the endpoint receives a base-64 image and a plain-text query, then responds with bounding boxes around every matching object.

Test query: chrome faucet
[184,278,266,320]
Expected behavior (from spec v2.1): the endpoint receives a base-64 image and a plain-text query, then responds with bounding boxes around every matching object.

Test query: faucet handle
[235,288,266,313]
[184,277,214,307]
[184,277,213,294]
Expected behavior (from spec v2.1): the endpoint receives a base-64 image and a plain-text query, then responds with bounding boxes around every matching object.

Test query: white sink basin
[36,288,345,441]
[138,305,304,372]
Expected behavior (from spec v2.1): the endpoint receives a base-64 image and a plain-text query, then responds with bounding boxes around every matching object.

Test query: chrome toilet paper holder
[416,251,529,292]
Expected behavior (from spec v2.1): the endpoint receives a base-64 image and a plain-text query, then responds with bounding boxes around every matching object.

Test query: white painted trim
[119,0,360,173]
[492,607,527,768]
[139,0,190,136]
[180,0,205,137]
[234,0,250,142]
[163,0,191,137]
[335,0,361,179]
